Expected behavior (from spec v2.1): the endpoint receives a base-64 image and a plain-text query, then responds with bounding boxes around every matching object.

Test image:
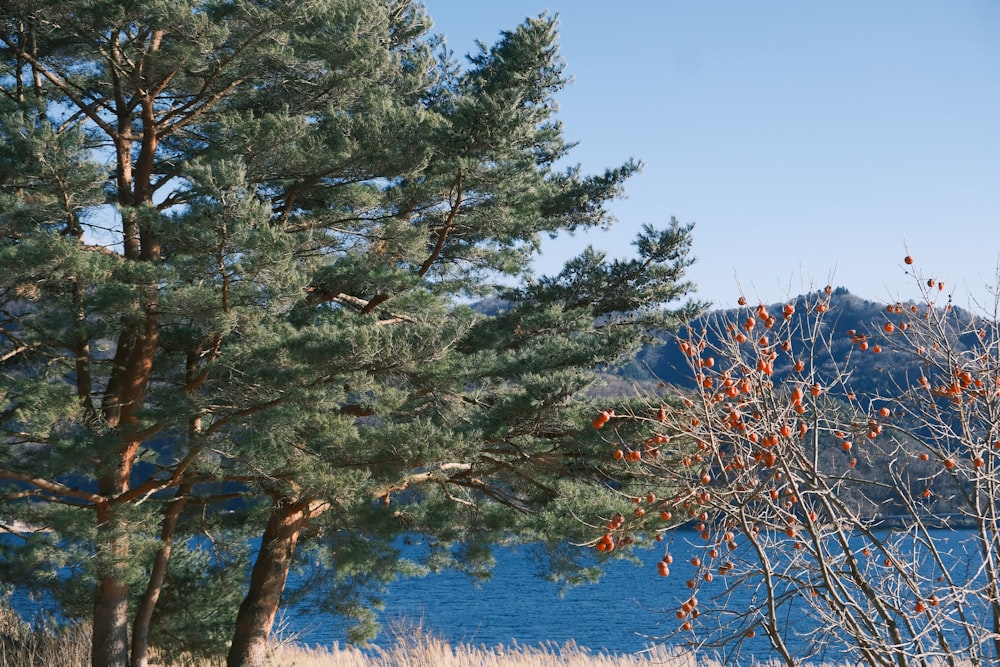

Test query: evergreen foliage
[1,3,700,666]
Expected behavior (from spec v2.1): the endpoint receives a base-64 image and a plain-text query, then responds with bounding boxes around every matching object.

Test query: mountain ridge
[628,286,978,396]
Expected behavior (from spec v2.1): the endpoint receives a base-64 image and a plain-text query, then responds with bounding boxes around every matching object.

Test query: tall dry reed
[0,611,956,666]
[0,606,89,667]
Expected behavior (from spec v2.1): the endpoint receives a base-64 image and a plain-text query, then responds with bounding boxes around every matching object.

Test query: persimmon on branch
[587,257,1000,666]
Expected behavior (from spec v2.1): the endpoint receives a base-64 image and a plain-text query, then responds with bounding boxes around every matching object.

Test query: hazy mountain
[622,288,986,525]
[628,287,978,397]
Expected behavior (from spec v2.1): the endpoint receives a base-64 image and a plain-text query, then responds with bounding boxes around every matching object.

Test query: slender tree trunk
[132,349,208,666]
[93,304,158,667]
[226,497,321,667]
[130,481,193,667]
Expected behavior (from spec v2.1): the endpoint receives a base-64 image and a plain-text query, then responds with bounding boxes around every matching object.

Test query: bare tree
[590,257,1000,666]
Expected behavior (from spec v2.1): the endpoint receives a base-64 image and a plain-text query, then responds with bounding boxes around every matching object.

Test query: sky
[421,0,1000,309]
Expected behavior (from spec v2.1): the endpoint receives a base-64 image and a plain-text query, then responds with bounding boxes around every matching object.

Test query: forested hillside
[637,288,921,391]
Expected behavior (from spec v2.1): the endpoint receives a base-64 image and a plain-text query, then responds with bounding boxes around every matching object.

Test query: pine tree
[1,3,702,666]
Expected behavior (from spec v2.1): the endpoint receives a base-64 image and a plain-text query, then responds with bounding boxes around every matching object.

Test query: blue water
[292,543,681,653]
[283,530,808,663]
[6,528,989,665]
[282,527,990,665]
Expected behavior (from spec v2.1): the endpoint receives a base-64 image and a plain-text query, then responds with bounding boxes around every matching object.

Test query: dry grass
[0,614,759,667]
[241,639,977,667]
[0,609,967,667]
[0,606,712,667]
[269,638,711,667]
[2,605,720,667]
[0,607,90,667]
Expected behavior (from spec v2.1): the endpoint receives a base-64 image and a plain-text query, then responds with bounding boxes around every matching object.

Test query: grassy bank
[272,640,719,667]
[0,609,768,667]
[0,636,784,667]
[0,627,968,667]
[0,609,948,667]
[0,620,704,667]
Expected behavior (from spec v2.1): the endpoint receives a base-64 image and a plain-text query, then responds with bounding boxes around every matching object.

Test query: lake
[282,527,992,665]
[6,528,989,665]
[282,529,830,664]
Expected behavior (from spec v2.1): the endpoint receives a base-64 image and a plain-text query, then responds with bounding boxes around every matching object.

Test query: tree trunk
[92,576,130,667]
[92,502,132,667]
[226,497,319,667]
[130,482,192,667]
[93,311,158,666]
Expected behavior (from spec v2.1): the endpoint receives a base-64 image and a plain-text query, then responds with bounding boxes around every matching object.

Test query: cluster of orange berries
[600,405,677,461]
[595,511,628,552]
[606,255,1000,642]
[592,409,614,429]
[595,491,678,553]
[674,594,699,632]
[918,361,1000,408]
[735,298,799,321]
[613,448,643,462]
[657,552,672,576]
[846,328,880,353]
[906,254,947,294]
[885,301,916,322]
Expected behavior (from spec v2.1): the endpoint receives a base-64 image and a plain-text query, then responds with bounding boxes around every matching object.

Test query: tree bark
[92,502,132,667]
[226,497,320,667]
[130,481,193,667]
[92,576,130,667]
[92,298,158,667]
[131,350,210,666]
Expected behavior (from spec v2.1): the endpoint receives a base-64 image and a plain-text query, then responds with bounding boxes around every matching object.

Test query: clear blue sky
[422,0,1000,308]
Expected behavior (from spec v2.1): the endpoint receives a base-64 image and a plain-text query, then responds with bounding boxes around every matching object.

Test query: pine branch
[0,34,117,138]
[0,470,103,505]
[417,172,463,278]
